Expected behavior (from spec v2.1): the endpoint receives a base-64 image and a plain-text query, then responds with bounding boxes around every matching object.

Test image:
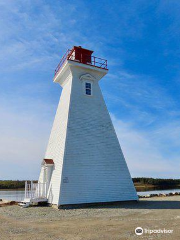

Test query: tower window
[85,82,92,96]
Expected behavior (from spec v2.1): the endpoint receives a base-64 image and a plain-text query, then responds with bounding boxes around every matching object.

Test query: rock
[174,192,180,195]
[138,195,144,198]
[145,194,151,198]
[0,201,17,207]
[10,201,17,205]
[150,194,158,197]
[168,193,174,196]
[158,193,166,197]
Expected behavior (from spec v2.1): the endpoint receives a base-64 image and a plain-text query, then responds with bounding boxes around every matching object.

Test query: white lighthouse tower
[35,46,138,207]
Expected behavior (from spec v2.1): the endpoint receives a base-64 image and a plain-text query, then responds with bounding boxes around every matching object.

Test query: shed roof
[43,159,54,165]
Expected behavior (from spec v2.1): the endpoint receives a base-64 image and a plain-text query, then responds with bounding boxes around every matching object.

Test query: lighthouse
[37,46,138,207]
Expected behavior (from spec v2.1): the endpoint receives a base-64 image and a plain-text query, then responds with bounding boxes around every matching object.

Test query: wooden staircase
[19,181,47,208]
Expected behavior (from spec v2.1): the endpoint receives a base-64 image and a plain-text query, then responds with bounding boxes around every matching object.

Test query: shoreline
[1,190,180,207]
[0,188,25,191]
[135,186,180,191]
[1,186,180,192]
[1,178,180,192]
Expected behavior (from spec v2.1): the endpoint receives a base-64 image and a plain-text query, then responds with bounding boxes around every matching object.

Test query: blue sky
[0,0,180,179]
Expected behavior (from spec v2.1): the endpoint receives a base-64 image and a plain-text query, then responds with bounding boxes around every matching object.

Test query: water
[1,188,180,201]
[0,190,25,201]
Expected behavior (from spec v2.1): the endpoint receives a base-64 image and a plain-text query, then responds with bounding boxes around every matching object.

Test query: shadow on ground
[60,199,180,210]
[111,200,180,210]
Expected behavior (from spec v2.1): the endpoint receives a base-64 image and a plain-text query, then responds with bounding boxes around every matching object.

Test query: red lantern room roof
[54,46,108,78]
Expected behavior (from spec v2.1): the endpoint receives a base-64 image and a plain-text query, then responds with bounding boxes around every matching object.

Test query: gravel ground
[0,196,180,240]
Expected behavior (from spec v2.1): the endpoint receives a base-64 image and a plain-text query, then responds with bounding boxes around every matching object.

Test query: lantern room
[72,46,93,64]
[54,46,108,78]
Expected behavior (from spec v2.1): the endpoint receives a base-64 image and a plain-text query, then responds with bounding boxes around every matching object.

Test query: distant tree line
[0,180,36,189]
[133,178,180,186]
[0,178,180,189]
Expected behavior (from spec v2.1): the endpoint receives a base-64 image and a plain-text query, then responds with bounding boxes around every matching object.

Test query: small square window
[85,82,92,96]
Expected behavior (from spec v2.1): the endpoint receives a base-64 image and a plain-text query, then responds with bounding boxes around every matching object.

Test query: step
[18,202,30,208]
[31,198,48,203]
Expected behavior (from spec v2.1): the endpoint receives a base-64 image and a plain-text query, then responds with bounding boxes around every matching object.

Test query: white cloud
[0,0,77,73]
[0,94,56,180]
[1,102,179,180]
[112,115,180,178]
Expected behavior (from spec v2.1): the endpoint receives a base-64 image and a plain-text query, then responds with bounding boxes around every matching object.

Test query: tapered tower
[38,46,138,207]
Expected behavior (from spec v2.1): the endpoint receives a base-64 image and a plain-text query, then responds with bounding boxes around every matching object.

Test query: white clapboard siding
[39,73,72,205]
[39,60,138,206]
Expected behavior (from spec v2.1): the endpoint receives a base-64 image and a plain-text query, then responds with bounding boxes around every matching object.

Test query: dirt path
[0,196,180,240]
